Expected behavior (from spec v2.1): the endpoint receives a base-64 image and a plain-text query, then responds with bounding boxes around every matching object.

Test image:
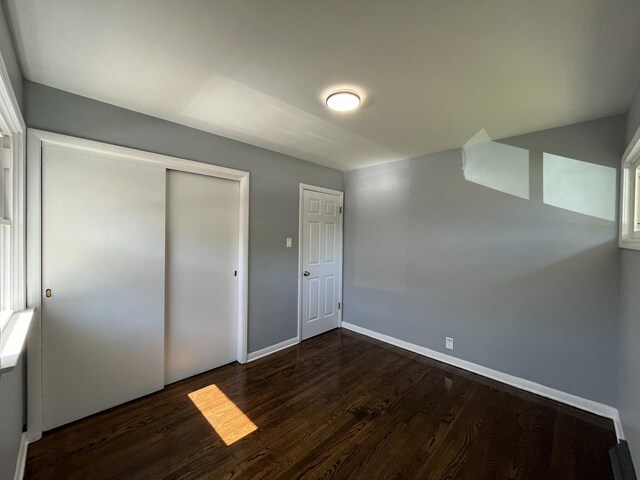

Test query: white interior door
[301,188,342,340]
[165,170,239,385]
[41,146,166,431]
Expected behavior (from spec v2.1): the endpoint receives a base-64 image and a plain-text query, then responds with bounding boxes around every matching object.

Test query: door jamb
[26,129,250,441]
[297,183,344,343]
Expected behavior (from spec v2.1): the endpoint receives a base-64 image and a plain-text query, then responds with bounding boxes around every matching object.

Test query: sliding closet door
[41,146,166,431]
[165,170,239,385]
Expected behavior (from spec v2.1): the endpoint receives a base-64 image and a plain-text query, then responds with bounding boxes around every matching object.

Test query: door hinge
[338,302,341,310]
[339,206,342,214]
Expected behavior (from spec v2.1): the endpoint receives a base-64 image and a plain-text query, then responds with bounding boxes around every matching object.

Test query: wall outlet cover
[446,337,454,350]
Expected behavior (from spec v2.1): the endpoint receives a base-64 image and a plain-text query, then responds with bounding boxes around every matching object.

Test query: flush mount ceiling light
[325,90,361,112]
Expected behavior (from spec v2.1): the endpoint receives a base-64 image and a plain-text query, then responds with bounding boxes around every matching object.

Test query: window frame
[620,128,640,250]
[0,135,14,329]
[0,47,28,365]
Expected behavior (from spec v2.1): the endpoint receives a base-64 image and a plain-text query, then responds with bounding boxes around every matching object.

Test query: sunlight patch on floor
[188,384,257,445]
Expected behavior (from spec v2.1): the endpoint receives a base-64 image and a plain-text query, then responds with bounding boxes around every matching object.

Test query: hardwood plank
[25,329,617,480]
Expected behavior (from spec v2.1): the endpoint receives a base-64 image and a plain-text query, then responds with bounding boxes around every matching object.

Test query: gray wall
[344,115,625,405]
[619,85,640,466]
[0,4,24,480]
[0,358,25,480]
[619,250,640,465]
[0,3,21,108]
[24,81,343,353]
[627,83,640,144]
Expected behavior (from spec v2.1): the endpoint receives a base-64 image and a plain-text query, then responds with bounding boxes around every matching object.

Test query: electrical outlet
[286,237,292,248]
[446,337,454,350]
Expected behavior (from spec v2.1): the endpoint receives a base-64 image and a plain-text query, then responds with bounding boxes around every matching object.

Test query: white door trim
[297,183,344,342]
[26,129,250,441]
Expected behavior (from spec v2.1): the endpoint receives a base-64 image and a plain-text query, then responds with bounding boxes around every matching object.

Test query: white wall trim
[13,433,28,480]
[299,183,344,197]
[342,322,623,438]
[622,125,640,166]
[0,36,27,322]
[26,129,250,442]
[297,183,344,342]
[26,131,43,442]
[27,129,249,182]
[612,410,625,441]
[247,337,298,362]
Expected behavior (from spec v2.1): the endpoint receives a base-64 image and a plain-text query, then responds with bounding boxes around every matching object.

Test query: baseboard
[614,411,626,441]
[247,337,298,362]
[342,322,622,437]
[13,433,28,480]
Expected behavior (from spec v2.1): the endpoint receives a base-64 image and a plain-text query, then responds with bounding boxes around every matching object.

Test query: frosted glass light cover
[326,91,361,111]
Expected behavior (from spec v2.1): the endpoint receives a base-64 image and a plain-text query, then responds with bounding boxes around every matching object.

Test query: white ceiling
[5,0,640,171]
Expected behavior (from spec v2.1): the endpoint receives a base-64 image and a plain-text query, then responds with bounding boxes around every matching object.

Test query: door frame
[297,183,344,342]
[26,129,250,441]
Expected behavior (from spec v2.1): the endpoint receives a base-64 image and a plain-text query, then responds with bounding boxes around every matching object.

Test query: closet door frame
[26,129,249,442]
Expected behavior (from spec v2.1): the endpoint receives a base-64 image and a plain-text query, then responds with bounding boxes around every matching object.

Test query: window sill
[0,309,34,374]
[619,238,640,251]
[0,309,12,331]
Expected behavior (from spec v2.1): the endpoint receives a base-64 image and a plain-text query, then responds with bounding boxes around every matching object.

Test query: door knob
[303,271,310,276]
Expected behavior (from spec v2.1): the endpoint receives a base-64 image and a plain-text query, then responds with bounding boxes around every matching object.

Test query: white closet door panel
[42,146,166,430]
[165,170,239,385]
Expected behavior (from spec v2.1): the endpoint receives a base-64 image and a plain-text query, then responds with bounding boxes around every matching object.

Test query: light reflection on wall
[180,74,401,170]
[543,153,616,221]
[462,135,530,200]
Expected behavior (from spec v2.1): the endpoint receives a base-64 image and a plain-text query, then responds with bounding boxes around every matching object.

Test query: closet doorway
[27,130,249,435]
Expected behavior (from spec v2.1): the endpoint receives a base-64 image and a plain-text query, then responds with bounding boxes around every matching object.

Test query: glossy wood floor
[26,329,616,480]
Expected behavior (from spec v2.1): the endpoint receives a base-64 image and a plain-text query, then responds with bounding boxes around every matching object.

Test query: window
[0,52,28,377]
[0,133,12,330]
[620,135,640,250]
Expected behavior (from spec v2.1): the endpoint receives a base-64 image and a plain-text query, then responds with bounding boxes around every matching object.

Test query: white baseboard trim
[342,322,623,439]
[612,410,626,441]
[247,337,298,363]
[13,433,28,480]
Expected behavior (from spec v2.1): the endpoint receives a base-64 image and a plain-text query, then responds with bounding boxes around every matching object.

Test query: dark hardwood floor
[25,329,616,480]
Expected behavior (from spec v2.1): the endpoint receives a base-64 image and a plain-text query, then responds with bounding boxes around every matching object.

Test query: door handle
[303,271,310,277]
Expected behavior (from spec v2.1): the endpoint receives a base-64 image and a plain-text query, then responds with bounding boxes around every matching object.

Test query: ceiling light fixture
[325,90,361,112]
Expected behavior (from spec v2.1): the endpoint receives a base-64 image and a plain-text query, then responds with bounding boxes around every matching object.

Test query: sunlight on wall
[188,384,257,446]
[543,153,616,221]
[0,311,31,364]
[462,135,530,200]
[180,74,401,169]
